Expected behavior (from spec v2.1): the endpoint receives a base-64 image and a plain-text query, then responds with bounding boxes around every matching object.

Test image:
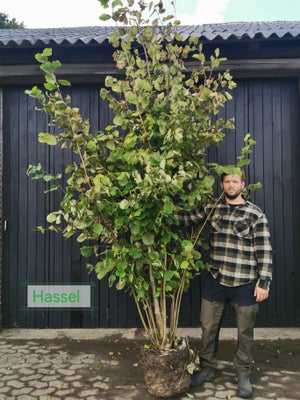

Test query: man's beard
[225,191,242,200]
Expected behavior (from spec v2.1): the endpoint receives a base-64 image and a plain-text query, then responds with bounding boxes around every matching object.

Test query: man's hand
[254,286,269,302]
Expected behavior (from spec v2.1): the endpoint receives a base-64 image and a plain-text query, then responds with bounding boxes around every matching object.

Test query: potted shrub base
[140,339,191,398]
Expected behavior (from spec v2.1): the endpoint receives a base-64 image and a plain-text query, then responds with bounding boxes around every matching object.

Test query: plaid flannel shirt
[176,200,273,290]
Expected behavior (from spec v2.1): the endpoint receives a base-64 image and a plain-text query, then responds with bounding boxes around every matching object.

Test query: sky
[1,0,300,29]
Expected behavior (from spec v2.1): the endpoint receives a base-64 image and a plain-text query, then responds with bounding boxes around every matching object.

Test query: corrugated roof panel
[0,21,299,47]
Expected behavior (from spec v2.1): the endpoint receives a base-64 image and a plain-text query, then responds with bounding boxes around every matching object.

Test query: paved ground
[0,328,299,400]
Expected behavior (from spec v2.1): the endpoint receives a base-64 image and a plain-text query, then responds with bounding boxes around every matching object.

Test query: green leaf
[27,163,44,179]
[248,182,262,191]
[163,200,173,214]
[112,0,123,7]
[100,13,111,21]
[43,174,55,182]
[161,234,171,244]
[125,91,138,104]
[44,82,57,91]
[142,232,155,246]
[237,158,251,167]
[195,260,205,271]
[99,0,110,8]
[180,260,189,269]
[80,246,93,257]
[38,133,57,146]
[93,174,112,190]
[44,184,59,193]
[116,172,129,186]
[36,226,45,234]
[108,32,119,45]
[93,223,103,236]
[135,77,152,92]
[204,175,215,189]
[35,48,52,63]
[77,233,88,243]
[164,271,174,281]
[108,274,116,287]
[46,213,58,223]
[129,222,140,235]
[86,263,94,273]
[63,230,75,238]
[148,251,160,261]
[113,115,124,126]
[182,240,193,252]
[186,391,195,398]
[119,199,129,209]
[116,279,126,290]
[96,261,115,280]
[58,79,71,86]
[129,248,143,259]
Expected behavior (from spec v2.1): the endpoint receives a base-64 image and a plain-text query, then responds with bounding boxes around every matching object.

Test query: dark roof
[0,21,300,47]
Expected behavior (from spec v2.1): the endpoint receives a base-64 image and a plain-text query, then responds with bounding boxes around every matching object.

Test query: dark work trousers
[200,271,259,377]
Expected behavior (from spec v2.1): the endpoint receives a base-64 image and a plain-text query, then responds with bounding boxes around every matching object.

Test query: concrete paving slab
[0,328,299,399]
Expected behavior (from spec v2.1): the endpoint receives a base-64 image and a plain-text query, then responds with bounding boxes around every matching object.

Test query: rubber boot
[191,368,216,387]
[238,374,253,398]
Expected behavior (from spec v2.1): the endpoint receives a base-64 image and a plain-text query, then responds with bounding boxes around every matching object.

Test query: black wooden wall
[2,77,300,328]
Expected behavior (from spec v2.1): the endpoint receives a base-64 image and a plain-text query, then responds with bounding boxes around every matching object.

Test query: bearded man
[176,170,273,398]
